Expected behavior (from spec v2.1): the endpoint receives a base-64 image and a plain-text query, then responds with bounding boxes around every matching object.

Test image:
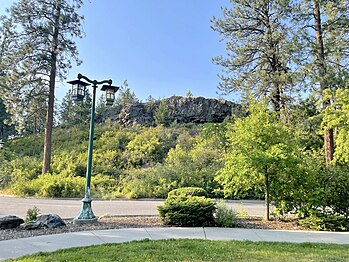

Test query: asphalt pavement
[0,196,266,218]
[0,196,348,261]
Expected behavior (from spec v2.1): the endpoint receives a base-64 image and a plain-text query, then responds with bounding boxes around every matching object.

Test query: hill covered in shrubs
[0,121,240,199]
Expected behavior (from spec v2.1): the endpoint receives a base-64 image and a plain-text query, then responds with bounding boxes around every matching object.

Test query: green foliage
[324,167,349,219]
[269,149,349,226]
[186,90,193,97]
[211,1,301,112]
[214,200,238,227]
[123,128,164,167]
[25,206,40,222]
[114,80,139,106]
[0,0,84,134]
[164,131,224,197]
[119,167,170,199]
[323,89,349,165]
[0,98,16,139]
[158,188,216,226]
[167,187,208,199]
[59,89,92,127]
[91,174,119,199]
[154,100,171,127]
[31,174,85,198]
[216,100,302,219]
[299,211,349,231]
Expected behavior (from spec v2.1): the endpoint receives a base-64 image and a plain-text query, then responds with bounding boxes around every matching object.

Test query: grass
[9,239,349,262]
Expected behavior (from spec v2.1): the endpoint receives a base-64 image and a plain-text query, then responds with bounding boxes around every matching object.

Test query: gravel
[0,216,309,241]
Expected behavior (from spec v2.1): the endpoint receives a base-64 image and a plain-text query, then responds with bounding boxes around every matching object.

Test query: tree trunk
[313,0,334,166]
[264,168,270,221]
[42,0,61,174]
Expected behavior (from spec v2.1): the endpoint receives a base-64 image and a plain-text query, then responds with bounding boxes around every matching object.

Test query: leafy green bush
[158,188,216,226]
[167,187,208,199]
[214,200,237,227]
[119,167,167,199]
[33,174,85,198]
[25,206,40,222]
[91,174,119,199]
[323,166,349,219]
[299,211,349,231]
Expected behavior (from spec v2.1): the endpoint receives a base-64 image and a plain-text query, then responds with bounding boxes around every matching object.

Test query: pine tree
[1,0,84,174]
[114,80,139,106]
[211,0,302,113]
[59,89,92,126]
[0,98,15,139]
[295,0,349,165]
[154,100,171,127]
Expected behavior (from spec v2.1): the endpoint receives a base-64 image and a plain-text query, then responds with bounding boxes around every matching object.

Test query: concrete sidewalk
[1,227,349,261]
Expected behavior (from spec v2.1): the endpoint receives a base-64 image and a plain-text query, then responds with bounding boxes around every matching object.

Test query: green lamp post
[68,73,119,223]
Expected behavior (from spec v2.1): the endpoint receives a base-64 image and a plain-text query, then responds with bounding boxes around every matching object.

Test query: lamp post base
[73,197,97,224]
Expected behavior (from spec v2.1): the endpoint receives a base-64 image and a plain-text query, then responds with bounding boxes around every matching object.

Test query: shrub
[25,206,40,222]
[158,188,216,227]
[119,167,173,199]
[91,174,119,199]
[167,187,208,199]
[299,211,349,231]
[33,174,85,198]
[214,200,238,227]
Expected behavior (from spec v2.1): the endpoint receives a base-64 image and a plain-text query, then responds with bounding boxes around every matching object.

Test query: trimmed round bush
[158,187,216,227]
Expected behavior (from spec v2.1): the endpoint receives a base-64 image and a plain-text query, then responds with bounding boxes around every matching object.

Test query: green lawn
[9,239,349,262]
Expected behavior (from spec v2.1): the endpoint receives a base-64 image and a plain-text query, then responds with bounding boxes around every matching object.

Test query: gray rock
[97,96,242,127]
[0,215,24,229]
[21,214,66,230]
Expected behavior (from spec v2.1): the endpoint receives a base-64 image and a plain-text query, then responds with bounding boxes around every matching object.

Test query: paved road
[0,195,266,218]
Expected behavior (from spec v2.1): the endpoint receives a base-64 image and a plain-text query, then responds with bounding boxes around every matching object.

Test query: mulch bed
[0,216,309,241]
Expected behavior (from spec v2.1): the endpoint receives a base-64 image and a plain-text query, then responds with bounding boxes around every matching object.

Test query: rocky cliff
[97,96,241,126]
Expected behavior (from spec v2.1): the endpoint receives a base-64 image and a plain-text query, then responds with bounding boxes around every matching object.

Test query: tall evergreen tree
[1,0,84,174]
[295,0,349,165]
[59,88,92,126]
[154,100,171,127]
[114,80,139,106]
[0,98,15,139]
[212,0,302,113]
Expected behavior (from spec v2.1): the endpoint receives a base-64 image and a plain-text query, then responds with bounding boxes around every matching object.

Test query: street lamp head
[67,79,90,102]
[101,85,120,106]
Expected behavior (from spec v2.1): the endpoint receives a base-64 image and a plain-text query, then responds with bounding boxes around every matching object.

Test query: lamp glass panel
[77,85,85,95]
[72,84,78,95]
[106,92,115,100]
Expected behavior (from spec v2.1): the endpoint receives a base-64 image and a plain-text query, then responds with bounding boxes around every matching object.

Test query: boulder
[0,215,24,229]
[21,214,66,230]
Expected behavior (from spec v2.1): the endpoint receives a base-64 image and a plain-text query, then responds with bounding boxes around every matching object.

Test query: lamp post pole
[68,73,119,223]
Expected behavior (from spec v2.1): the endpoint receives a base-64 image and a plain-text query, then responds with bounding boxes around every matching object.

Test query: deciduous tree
[216,100,301,220]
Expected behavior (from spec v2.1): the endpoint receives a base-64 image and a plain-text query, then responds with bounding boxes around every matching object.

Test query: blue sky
[1,0,234,103]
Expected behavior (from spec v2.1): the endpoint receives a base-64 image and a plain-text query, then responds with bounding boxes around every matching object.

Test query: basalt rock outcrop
[97,96,242,127]
[0,215,24,229]
[20,214,66,230]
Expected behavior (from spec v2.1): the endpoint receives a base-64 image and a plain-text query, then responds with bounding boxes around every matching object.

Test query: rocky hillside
[97,96,242,126]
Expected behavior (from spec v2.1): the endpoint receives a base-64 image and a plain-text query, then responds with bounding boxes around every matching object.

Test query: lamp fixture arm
[78,73,112,86]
